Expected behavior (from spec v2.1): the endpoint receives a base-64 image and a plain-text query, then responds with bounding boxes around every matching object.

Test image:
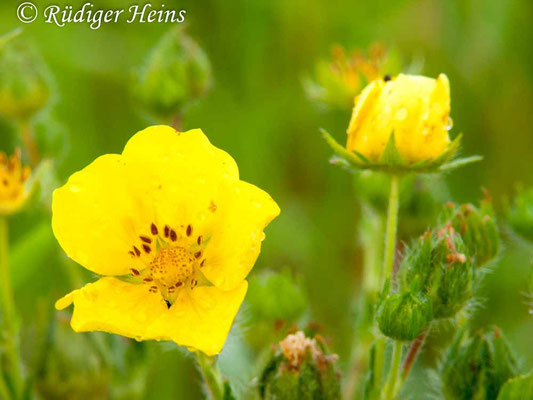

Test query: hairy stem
[195,352,224,400]
[381,175,400,287]
[0,217,23,397]
[384,340,403,400]
[401,327,430,383]
[18,119,40,167]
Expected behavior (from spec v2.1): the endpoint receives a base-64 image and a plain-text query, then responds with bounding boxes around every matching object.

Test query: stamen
[143,277,153,282]
[140,236,152,244]
[164,225,170,238]
[142,244,151,254]
[197,236,203,245]
[186,224,192,237]
[151,223,158,235]
[176,282,183,287]
[130,268,140,276]
[133,246,141,257]
[170,229,177,241]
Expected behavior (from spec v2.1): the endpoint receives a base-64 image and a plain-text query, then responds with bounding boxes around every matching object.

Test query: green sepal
[379,132,404,167]
[321,129,480,174]
[498,371,533,400]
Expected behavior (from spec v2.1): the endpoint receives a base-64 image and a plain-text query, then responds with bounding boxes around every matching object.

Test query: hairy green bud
[0,29,51,121]
[506,185,533,243]
[402,229,473,319]
[134,27,211,122]
[377,290,432,341]
[259,331,341,400]
[441,201,500,266]
[442,328,519,400]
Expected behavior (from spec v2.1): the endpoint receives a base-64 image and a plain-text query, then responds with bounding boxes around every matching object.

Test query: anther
[151,223,158,235]
[170,230,177,241]
[186,225,192,236]
[140,236,152,244]
[133,246,141,257]
[176,282,183,287]
[142,244,151,254]
[164,225,170,238]
[130,268,140,276]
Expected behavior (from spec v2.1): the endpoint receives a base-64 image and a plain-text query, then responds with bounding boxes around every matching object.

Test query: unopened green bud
[442,328,518,400]
[134,27,211,122]
[441,201,500,266]
[259,331,341,400]
[431,229,473,318]
[506,185,533,243]
[377,290,432,341]
[248,270,306,323]
[0,29,51,121]
[402,229,473,319]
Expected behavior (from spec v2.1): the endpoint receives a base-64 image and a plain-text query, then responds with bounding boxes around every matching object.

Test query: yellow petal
[57,277,247,355]
[56,277,168,340]
[52,154,155,276]
[346,73,451,163]
[201,180,280,290]
[51,126,240,276]
[121,126,241,235]
[147,281,248,355]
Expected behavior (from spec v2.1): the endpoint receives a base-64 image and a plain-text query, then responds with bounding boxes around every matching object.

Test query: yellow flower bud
[346,73,452,164]
[0,149,31,215]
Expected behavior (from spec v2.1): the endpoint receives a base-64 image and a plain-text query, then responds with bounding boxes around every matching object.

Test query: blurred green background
[1,0,532,398]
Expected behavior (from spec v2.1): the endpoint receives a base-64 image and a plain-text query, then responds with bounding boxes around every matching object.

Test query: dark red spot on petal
[151,223,158,235]
[186,225,192,237]
[140,236,152,244]
[170,230,177,241]
[142,244,151,254]
[133,246,141,257]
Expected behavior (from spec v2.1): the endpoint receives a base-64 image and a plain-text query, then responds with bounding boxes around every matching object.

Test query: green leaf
[497,371,533,399]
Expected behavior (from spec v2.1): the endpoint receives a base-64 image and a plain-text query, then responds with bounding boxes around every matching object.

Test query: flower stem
[384,340,403,400]
[401,327,430,383]
[195,352,225,400]
[381,175,400,287]
[0,217,23,397]
[18,119,40,167]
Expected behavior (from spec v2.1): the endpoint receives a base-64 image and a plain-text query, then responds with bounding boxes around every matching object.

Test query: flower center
[150,247,195,287]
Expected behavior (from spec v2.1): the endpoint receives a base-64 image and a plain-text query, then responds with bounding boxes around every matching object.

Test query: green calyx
[0,29,51,121]
[442,328,519,400]
[440,201,500,267]
[377,289,432,341]
[506,185,533,243]
[259,334,341,400]
[321,128,481,174]
[133,27,212,122]
[402,229,473,320]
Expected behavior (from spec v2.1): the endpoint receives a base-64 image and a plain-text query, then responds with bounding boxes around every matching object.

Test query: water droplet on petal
[395,108,407,120]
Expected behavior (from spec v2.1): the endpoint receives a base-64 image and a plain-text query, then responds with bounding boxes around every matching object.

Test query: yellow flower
[0,149,31,215]
[347,73,452,164]
[53,126,280,355]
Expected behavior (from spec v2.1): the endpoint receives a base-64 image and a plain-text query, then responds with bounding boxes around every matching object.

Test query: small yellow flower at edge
[53,126,280,356]
[347,73,452,164]
[0,149,31,215]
